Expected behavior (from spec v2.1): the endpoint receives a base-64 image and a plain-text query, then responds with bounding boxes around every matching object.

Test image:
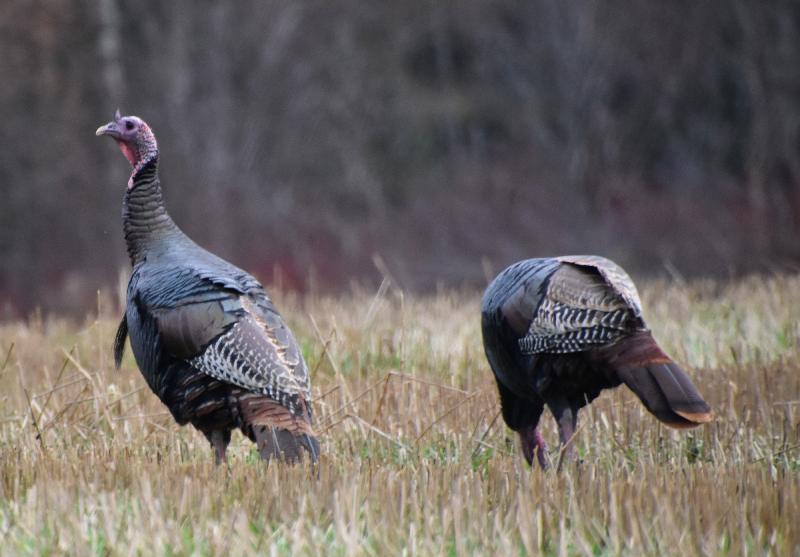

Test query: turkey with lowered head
[481,256,712,469]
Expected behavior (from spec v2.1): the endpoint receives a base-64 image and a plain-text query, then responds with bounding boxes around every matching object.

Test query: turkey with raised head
[97,111,319,465]
[481,256,712,469]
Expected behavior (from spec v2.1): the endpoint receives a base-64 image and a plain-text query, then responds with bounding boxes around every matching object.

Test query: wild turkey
[96,111,319,465]
[481,256,712,469]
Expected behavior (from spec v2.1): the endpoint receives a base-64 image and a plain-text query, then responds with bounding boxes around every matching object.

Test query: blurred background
[1,1,799,316]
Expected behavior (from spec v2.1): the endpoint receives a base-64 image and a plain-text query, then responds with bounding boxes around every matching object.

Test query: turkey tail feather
[113,316,128,369]
[617,361,713,428]
[253,426,319,463]
[603,332,713,428]
[241,395,319,463]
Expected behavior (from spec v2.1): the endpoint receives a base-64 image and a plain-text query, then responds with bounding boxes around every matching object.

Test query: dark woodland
[2,1,799,315]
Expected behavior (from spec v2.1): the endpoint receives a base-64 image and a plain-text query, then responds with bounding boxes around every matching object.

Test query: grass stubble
[0,275,798,556]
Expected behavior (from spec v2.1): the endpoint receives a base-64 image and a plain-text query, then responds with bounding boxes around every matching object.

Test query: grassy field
[0,275,799,556]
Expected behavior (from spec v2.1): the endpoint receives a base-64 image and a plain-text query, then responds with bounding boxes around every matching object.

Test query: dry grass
[0,275,799,556]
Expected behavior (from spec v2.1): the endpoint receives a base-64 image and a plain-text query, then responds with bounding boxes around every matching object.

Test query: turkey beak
[96,121,121,138]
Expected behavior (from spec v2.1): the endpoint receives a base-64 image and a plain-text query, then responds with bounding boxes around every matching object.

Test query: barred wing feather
[152,289,310,413]
[517,260,644,355]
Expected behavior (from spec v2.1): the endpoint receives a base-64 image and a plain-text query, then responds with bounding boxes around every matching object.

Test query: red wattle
[116,140,137,165]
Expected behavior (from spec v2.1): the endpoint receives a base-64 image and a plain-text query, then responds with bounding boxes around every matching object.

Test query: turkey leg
[547,397,579,467]
[209,430,229,466]
[520,426,549,470]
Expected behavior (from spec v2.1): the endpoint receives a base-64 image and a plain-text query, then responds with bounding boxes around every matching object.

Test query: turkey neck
[122,153,183,265]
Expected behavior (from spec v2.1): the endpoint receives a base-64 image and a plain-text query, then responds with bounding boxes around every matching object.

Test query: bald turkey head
[96,110,158,183]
